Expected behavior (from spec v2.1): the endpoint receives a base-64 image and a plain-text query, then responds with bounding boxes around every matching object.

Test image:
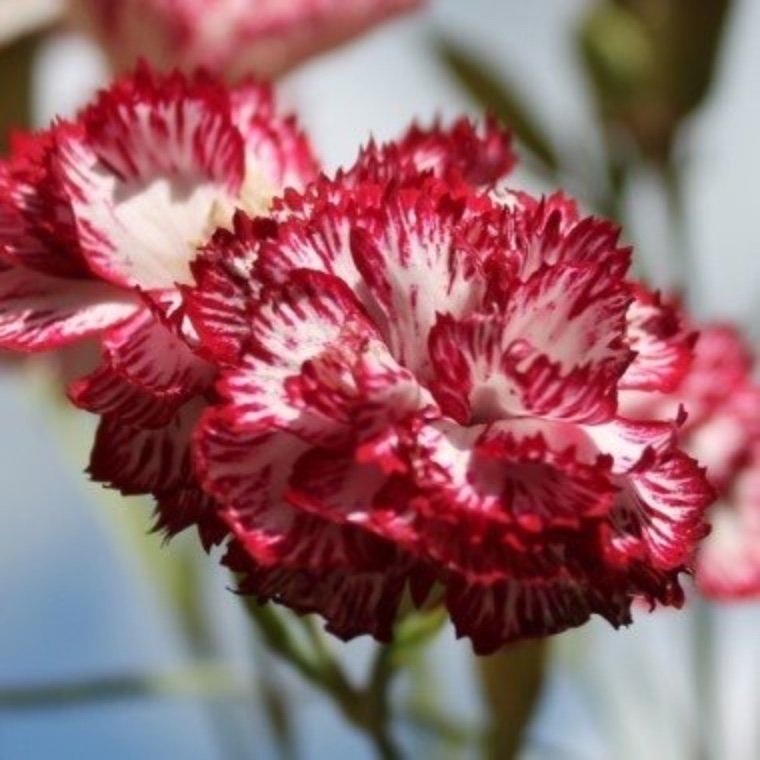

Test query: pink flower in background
[624,321,760,599]
[188,159,714,652]
[0,64,318,540]
[71,0,424,79]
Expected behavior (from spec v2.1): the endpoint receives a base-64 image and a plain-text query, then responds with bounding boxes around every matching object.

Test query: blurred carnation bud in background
[68,0,424,80]
[579,0,733,166]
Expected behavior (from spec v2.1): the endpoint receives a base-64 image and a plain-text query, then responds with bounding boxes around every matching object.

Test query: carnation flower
[623,321,760,599]
[0,64,318,540]
[0,59,715,649]
[188,158,714,652]
[71,0,423,79]
[0,62,515,562]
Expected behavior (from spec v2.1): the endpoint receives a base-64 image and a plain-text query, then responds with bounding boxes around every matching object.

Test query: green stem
[693,597,715,760]
[361,646,402,760]
[0,663,246,710]
[246,602,403,759]
[246,603,329,686]
[661,156,692,301]
[599,147,630,225]
[477,639,548,760]
[404,702,478,748]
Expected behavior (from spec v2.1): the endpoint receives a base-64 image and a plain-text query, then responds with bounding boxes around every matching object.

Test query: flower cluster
[0,65,716,653]
[71,0,423,79]
[624,320,760,599]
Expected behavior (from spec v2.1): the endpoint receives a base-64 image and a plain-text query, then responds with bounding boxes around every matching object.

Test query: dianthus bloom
[624,321,760,599]
[0,64,318,540]
[187,168,714,651]
[71,0,423,79]
[0,63,715,652]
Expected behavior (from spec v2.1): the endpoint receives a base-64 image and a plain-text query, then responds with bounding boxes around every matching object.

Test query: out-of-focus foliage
[436,40,560,176]
[478,640,548,760]
[579,0,733,164]
[0,0,63,149]
[0,36,37,151]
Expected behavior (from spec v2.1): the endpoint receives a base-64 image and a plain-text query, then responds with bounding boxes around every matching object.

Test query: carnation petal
[446,574,633,655]
[185,213,272,364]
[227,546,413,643]
[0,132,87,278]
[100,306,214,398]
[216,270,381,441]
[620,287,695,393]
[351,186,486,376]
[0,261,138,352]
[429,263,632,424]
[351,117,515,188]
[259,196,363,292]
[89,398,205,496]
[393,420,617,580]
[231,83,320,193]
[196,410,382,570]
[69,364,180,428]
[489,191,629,281]
[54,123,240,290]
[612,452,713,569]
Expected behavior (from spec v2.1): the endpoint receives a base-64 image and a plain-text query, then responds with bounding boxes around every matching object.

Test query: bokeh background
[3,1,760,757]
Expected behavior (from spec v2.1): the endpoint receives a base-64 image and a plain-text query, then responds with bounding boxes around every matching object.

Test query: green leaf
[436,39,560,175]
[477,639,548,760]
[258,674,298,760]
[0,663,246,711]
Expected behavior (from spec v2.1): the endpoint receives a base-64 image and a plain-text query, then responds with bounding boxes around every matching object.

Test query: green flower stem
[661,155,692,301]
[246,602,400,759]
[246,602,411,760]
[358,646,401,760]
[693,597,716,760]
[245,602,330,687]
[477,638,548,760]
[404,702,479,749]
[0,663,246,711]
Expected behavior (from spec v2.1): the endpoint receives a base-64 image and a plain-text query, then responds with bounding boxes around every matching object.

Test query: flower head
[0,64,317,539]
[188,152,714,652]
[624,321,760,599]
[0,62,716,649]
[71,0,423,79]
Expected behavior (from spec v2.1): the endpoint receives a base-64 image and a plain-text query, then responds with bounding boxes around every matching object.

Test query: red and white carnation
[623,321,760,599]
[0,61,717,650]
[71,0,423,79]
[0,64,318,541]
[187,152,714,652]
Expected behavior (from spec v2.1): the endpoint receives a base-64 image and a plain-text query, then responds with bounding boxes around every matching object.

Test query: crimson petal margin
[0,261,138,352]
